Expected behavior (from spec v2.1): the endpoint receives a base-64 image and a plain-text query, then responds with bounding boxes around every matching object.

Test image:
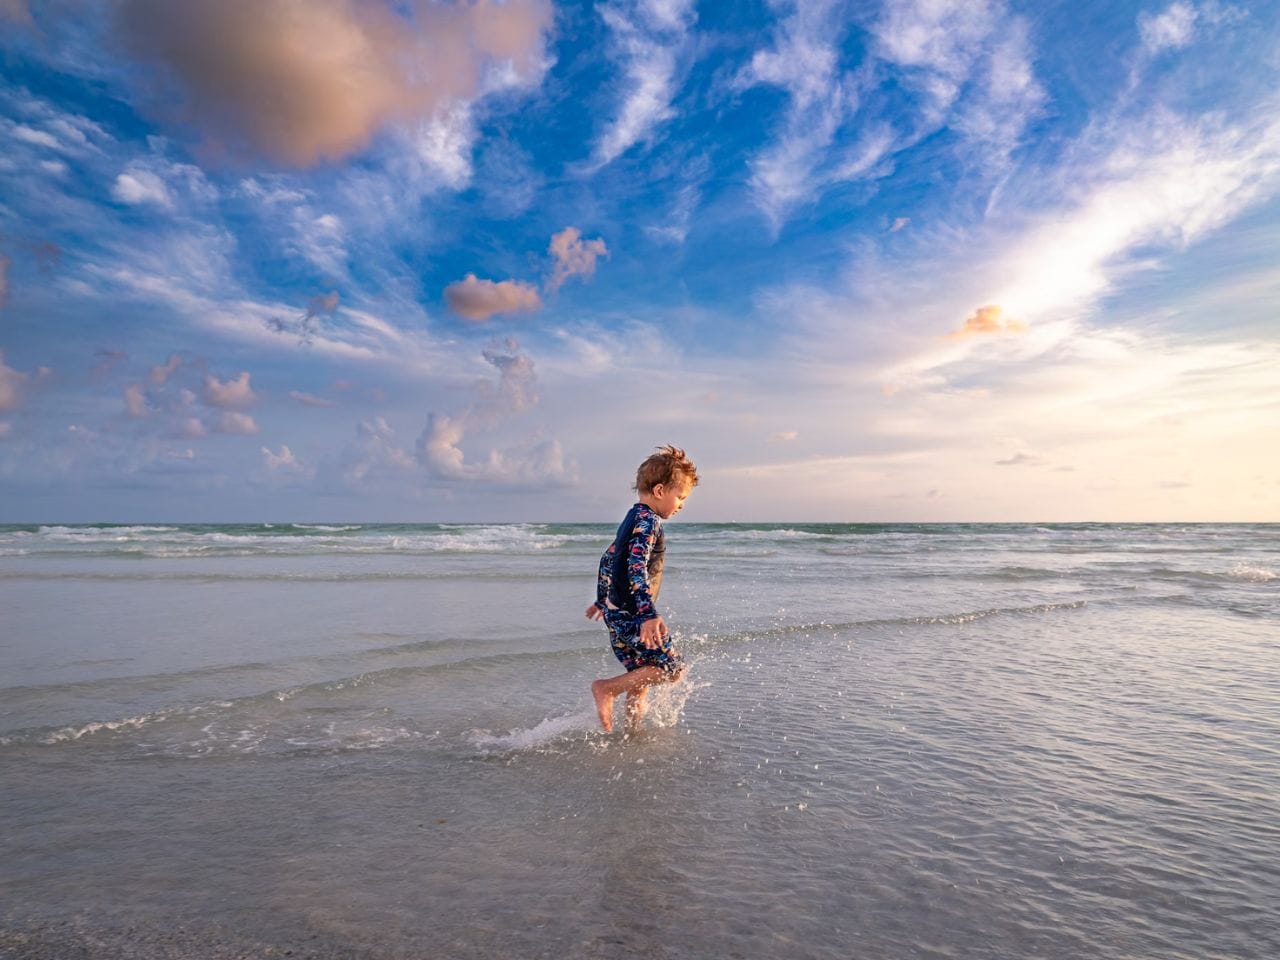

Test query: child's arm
[586,541,616,620]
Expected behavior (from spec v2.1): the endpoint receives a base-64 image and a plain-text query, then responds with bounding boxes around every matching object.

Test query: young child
[587,445,699,733]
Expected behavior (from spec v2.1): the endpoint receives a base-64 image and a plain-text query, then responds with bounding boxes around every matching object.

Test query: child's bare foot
[591,680,615,732]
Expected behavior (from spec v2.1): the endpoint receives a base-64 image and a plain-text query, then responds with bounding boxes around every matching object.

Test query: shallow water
[2,522,1278,958]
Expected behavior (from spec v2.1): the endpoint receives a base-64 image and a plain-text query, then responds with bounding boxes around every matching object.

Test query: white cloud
[414,340,576,487]
[872,0,1043,158]
[406,103,476,190]
[289,390,336,408]
[591,0,697,167]
[338,417,416,487]
[1139,2,1199,53]
[11,124,59,149]
[289,210,348,278]
[112,170,172,208]
[738,0,858,223]
[261,444,308,474]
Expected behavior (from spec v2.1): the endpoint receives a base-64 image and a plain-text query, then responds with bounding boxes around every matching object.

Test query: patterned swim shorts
[604,609,685,675]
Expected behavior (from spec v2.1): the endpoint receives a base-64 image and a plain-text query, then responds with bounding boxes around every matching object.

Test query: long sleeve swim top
[594,502,666,620]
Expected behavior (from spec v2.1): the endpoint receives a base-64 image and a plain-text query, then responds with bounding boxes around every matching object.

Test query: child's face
[648,477,694,519]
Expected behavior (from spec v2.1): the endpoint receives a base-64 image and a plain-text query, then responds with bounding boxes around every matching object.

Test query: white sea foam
[1228,562,1276,582]
[17,712,170,745]
[468,710,599,753]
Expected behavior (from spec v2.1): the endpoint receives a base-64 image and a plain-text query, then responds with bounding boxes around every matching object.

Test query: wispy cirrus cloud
[738,0,861,224]
[590,0,697,168]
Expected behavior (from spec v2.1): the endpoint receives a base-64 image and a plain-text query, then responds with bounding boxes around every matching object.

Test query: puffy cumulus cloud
[203,371,256,409]
[113,0,554,167]
[416,419,573,486]
[949,304,1028,338]
[261,444,309,475]
[150,354,182,385]
[547,227,609,292]
[444,273,542,322]
[414,340,575,487]
[338,416,416,486]
[1139,2,1198,53]
[215,411,259,435]
[591,0,697,167]
[474,340,539,422]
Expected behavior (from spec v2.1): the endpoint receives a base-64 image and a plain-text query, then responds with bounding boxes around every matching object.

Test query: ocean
[1,521,1277,959]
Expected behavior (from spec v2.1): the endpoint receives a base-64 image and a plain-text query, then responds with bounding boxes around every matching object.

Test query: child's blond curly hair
[633,445,699,494]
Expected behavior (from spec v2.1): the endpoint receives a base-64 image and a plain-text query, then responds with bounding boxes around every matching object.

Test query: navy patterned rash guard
[594,503,666,621]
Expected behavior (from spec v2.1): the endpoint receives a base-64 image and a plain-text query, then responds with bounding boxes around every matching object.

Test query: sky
[0,0,1277,523]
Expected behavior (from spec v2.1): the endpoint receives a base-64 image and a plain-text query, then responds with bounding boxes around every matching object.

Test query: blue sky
[1,0,1277,522]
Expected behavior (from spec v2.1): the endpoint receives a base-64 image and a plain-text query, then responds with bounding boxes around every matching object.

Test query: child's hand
[639,615,667,649]
[585,603,604,621]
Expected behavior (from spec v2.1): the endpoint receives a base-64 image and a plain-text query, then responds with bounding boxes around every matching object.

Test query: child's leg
[591,666,666,732]
[624,686,650,732]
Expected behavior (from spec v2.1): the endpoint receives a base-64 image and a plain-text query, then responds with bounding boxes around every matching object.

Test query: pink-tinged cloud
[547,227,609,292]
[769,430,799,443]
[114,0,553,167]
[124,383,149,418]
[216,411,259,435]
[151,354,182,385]
[204,372,256,408]
[949,304,1028,338]
[181,417,208,438]
[0,351,29,412]
[444,274,542,322]
[0,0,31,25]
